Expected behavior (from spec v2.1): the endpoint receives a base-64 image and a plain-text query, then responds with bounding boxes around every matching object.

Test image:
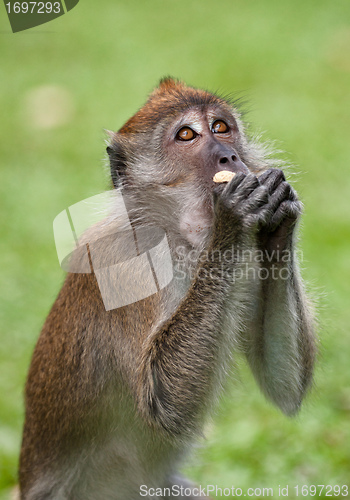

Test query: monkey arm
[242,169,316,415]
[243,246,316,415]
[136,253,248,437]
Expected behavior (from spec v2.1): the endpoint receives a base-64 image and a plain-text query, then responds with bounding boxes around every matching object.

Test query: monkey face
[162,107,249,189]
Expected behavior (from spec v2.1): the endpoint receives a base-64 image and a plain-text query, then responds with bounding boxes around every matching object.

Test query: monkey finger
[228,173,260,202]
[258,168,286,195]
[214,172,246,207]
[257,205,273,228]
[267,181,295,213]
[212,183,227,204]
[221,172,247,195]
[245,205,271,231]
[268,200,302,232]
[244,185,269,211]
[288,185,298,202]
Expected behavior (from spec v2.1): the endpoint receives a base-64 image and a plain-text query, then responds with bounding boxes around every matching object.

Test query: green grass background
[1,0,350,498]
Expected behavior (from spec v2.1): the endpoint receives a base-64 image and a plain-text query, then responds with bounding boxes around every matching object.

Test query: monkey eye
[176,127,197,141]
[212,120,229,133]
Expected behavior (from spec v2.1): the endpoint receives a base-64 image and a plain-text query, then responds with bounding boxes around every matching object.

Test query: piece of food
[213,170,236,183]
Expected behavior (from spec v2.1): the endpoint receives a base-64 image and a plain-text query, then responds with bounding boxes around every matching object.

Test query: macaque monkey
[19,78,316,500]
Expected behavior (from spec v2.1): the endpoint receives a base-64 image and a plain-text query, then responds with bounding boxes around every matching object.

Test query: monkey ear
[106,132,127,188]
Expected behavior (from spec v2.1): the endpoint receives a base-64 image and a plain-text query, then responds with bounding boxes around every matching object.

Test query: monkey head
[107,78,269,246]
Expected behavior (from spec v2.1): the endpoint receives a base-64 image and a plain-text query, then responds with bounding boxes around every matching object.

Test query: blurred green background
[1,0,350,498]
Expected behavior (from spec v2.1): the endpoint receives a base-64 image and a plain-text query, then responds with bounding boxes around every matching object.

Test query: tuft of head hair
[118,77,231,135]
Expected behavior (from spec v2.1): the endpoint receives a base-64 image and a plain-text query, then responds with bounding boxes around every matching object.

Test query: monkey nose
[218,155,249,174]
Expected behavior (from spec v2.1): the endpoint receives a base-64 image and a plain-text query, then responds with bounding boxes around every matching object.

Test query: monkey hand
[212,172,269,249]
[257,168,302,260]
